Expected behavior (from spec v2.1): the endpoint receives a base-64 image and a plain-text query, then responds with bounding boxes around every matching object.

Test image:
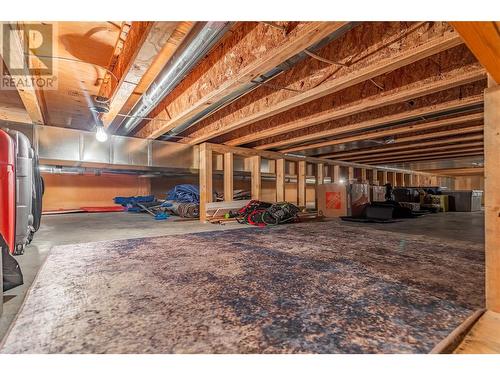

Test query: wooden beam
[347,166,354,181]
[343,141,484,162]
[322,134,484,159]
[371,168,379,184]
[364,147,484,163]
[381,171,388,184]
[136,22,349,139]
[317,163,324,185]
[100,22,189,131]
[184,24,464,144]
[237,71,484,149]
[333,165,340,183]
[223,152,233,202]
[251,155,261,200]
[485,84,500,312]
[276,159,285,202]
[322,125,484,158]
[370,150,484,165]
[282,112,483,153]
[451,22,500,84]
[420,167,484,176]
[389,172,397,186]
[199,143,213,223]
[361,168,367,182]
[298,160,306,207]
[0,22,46,124]
[205,142,435,180]
[253,94,483,150]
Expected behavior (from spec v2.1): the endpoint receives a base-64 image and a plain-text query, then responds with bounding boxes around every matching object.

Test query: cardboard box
[317,183,348,217]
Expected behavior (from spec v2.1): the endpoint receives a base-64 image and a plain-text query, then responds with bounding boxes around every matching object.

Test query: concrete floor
[0,210,485,341]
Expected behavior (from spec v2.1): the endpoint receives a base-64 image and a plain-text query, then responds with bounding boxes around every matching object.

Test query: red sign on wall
[325,191,341,209]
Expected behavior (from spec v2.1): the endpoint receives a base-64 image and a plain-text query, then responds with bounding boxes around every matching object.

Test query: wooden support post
[348,167,354,182]
[251,155,262,200]
[276,159,285,202]
[361,168,367,183]
[382,171,388,185]
[298,160,306,207]
[372,169,379,185]
[223,152,233,202]
[485,84,500,312]
[333,165,340,183]
[317,163,324,185]
[199,143,213,223]
[390,172,397,186]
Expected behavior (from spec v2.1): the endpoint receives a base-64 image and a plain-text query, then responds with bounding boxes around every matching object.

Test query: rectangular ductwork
[1,122,199,173]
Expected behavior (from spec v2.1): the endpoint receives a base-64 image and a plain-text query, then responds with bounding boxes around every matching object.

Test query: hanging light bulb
[95,126,108,142]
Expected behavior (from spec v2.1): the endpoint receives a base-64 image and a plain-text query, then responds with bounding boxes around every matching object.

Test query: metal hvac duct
[119,21,232,135]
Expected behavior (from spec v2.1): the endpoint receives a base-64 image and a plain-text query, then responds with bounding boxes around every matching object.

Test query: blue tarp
[166,184,200,203]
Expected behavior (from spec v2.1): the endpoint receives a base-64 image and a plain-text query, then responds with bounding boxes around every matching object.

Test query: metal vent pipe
[120,21,232,135]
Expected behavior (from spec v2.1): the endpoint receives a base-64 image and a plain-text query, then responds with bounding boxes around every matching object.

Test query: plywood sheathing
[249,79,485,151]
[281,112,484,154]
[134,21,295,135]
[322,134,484,160]
[219,44,485,149]
[138,22,347,138]
[180,22,462,144]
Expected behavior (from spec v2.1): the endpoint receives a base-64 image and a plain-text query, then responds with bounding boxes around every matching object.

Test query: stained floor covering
[1,219,484,353]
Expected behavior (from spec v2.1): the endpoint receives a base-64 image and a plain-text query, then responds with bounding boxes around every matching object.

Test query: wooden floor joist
[183,24,464,145]
[232,69,485,148]
[135,22,349,139]
[281,112,483,153]
[321,134,484,159]
[340,141,484,162]
[370,151,484,165]
[321,125,484,158]
[359,147,484,164]
[420,167,484,176]
[252,93,484,150]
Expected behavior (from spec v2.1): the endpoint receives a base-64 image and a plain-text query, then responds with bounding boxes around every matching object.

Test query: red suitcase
[0,129,23,291]
[0,128,16,253]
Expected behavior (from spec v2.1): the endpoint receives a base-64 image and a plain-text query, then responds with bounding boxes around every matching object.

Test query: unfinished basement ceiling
[0,21,493,168]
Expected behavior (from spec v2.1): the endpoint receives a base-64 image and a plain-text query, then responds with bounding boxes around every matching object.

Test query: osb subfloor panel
[0,221,484,354]
[454,311,500,354]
